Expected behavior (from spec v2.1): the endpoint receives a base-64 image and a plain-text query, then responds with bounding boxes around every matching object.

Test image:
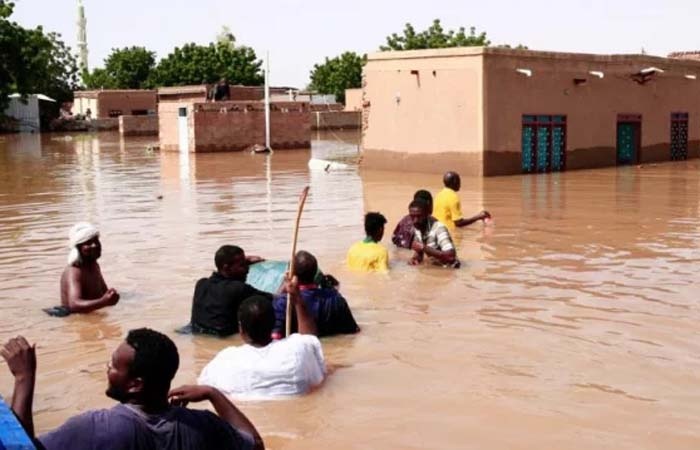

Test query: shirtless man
[60,223,119,313]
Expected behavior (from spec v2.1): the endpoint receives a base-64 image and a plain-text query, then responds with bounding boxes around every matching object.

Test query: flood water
[1,130,700,449]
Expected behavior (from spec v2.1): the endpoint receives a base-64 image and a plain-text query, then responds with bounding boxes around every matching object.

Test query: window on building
[522,115,567,173]
[108,110,123,118]
[131,109,148,116]
[671,112,689,160]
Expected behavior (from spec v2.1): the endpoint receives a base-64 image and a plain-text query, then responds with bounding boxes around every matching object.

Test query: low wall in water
[190,101,311,152]
[119,115,158,136]
[311,111,361,130]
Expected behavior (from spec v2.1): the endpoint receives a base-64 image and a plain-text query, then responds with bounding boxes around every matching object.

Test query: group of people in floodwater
[1,171,490,450]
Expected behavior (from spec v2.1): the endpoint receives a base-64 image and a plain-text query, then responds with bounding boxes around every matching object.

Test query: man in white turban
[60,222,120,313]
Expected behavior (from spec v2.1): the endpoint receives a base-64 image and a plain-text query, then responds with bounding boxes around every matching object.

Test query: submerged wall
[119,114,158,136]
[311,111,361,130]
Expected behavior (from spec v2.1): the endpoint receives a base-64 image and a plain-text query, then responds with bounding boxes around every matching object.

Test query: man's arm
[288,275,317,336]
[169,385,264,450]
[411,241,456,264]
[63,269,119,313]
[454,210,490,227]
[1,336,37,438]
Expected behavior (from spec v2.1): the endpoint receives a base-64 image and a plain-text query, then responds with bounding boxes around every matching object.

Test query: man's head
[295,250,318,285]
[67,222,101,266]
[409,199,430,231]
[106,328,179,404]
[364,212,387,242]
[215,245,248,281]
[443,171,461,191]
[238,295,275,346]
[413,190,433,215]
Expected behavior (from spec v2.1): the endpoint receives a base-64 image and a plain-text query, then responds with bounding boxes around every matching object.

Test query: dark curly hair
[126,328,179,391]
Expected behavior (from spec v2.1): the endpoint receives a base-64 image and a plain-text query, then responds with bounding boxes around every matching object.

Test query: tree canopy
[308,51,365,103]
[148,42,263,87]
[0,0,78,111]
[83,46,156,89]
[380,19,490,51]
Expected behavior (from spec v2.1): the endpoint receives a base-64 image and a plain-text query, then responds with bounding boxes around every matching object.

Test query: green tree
[380,19,490,51]
[308,51,365,104]
[149,42,263,87]
[83,46,156,89]
[1,1,78,112]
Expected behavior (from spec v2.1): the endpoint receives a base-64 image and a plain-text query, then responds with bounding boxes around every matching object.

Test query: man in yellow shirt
[433,171,490,231]
[346,212,389,272]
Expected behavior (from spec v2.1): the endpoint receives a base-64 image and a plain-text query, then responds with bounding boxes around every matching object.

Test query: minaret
[77,0,88,73]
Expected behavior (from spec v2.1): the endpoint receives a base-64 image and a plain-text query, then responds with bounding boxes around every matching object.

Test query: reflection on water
[2,131,700,449]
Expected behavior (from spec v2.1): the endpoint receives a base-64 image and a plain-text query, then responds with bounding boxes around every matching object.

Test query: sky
[10,0,700,88]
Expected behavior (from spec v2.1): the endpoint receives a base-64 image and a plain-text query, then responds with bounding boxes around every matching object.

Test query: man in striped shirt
[408,199,460,268]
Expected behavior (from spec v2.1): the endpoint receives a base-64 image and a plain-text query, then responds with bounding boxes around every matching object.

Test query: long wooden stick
[286,186,310,337]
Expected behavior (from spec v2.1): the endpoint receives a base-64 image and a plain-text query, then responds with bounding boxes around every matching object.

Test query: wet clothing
[38,403,254,450]
[272,284,360,337]
[346,238,389,272]
[392,214,438,248]
[391,215,414,248]
[198,334,325,399]
[414,217,459,267]
[190,272,272,336]
[433,187,463,231]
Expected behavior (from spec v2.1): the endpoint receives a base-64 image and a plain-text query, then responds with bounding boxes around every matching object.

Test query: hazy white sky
[11,0,700,88]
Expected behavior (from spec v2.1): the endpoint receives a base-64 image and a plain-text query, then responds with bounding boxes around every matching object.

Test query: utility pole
[77,0,89,74]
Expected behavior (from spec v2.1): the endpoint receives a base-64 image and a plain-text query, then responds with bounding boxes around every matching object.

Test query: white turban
[67,222,100,265]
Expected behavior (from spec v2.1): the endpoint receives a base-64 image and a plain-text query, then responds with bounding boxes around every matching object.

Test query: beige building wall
[361,48,485,176]
[482,49,700,175]
[344,88,362,111]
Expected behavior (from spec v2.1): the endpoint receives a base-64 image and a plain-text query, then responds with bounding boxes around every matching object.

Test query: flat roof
[366,46,700,68]
[74,89,156,97]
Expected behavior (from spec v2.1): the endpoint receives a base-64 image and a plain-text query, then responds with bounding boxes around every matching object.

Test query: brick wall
[310,103,343,112]
[189,101,310,152]
[96,91,157,118]
[119,115,158,136]
[311,111,361,130]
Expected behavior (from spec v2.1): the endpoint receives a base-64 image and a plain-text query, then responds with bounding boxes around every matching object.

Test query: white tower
[77,0,88,73]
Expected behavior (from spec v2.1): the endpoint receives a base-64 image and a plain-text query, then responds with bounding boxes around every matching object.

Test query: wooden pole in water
[286,186,310,337]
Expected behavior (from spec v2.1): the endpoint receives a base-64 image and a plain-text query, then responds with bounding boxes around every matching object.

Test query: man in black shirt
[190,246,272,336]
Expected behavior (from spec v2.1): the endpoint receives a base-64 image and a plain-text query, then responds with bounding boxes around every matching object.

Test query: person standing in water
[433,172,490,231]
[60,222,120,313]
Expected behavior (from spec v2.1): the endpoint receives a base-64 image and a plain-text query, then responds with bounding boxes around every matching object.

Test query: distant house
[4,93,56,132]
[72,89,157,118]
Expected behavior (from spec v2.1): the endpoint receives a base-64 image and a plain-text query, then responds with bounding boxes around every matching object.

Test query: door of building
[178,107,189,153]
[521,115,567,173]
[671,112,689,160]
[616,115,641,165]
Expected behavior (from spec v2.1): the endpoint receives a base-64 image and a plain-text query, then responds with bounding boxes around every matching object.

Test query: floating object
[0,397,35,449]
[42,305,71,317]
[157,195,163,200]
[308,158,349,172]
[248,144,271,154]
[247,260,288,293]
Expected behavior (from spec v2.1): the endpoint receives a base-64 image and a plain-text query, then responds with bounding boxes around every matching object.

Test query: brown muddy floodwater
[1,131,700,449]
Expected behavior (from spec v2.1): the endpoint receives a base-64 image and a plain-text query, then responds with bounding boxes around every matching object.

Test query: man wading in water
[60,222,120,313]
